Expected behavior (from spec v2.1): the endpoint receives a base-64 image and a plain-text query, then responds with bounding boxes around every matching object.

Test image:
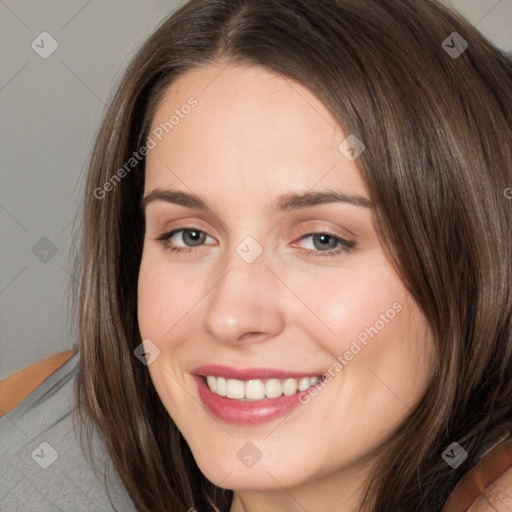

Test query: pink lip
[193,375,310,424]
[191,364,321,380]
[191,365,324,425]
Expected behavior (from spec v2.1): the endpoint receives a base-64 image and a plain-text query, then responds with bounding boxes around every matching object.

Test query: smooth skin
[137,62,437,512]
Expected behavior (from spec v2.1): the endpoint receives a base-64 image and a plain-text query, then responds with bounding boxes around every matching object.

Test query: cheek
[136,252,205,433]
[290,261,434,408]
[285,258,408,359]
[323,285,434,434]
[137,250,202,345]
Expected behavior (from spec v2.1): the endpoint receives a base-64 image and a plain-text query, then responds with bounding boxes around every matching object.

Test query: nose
[202,244,286,345]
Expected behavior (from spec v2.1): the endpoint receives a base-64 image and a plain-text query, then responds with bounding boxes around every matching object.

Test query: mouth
[191,365,326,424]
[202,375,321,400]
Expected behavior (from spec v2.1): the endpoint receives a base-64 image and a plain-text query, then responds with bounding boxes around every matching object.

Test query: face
[137,62,436,502]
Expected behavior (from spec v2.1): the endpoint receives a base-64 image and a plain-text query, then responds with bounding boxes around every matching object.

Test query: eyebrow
[140,188,373,213]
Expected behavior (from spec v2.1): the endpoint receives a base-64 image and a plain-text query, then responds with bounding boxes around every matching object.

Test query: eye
[155,228,215,254]
[294,231,355,257]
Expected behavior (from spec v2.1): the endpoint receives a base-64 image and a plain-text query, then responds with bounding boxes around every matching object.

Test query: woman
[73,0,512,510]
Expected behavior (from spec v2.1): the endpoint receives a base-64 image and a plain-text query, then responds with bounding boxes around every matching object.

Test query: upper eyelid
[144,208,232,237]
[145,205,363,239]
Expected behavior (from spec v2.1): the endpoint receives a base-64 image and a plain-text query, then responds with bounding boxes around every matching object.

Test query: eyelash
[155,228,355,258]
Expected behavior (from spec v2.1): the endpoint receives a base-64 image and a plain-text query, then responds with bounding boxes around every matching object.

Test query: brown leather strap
[441,433,512,511]
[0,350,76,417]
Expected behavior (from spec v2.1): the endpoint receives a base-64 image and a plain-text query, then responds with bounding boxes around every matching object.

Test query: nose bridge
[202,236,284,344]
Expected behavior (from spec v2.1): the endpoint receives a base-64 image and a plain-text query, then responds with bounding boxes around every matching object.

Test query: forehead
[144,62,366,199]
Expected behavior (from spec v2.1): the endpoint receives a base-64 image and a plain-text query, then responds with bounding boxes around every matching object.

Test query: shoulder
[468,466,512,511]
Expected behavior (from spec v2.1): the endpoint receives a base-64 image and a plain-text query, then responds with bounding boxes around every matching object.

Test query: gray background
[1,0,511,379]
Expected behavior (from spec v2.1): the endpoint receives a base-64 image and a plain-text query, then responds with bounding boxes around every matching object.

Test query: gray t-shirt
[0,352,138,511]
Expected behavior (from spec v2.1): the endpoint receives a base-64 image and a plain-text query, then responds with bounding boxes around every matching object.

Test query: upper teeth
[205,375,320,400]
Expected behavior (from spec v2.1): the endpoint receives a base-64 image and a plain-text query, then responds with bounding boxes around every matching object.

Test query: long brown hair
[71,0,512,510]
